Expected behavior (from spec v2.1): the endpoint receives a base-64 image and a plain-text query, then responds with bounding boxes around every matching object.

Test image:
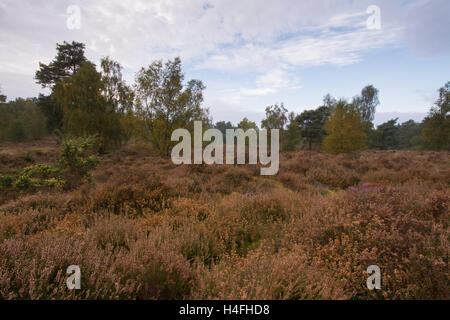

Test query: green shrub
[58,136,99,188]
[2,137,99,191]
[0,175,13,188]
[9,120,26,142]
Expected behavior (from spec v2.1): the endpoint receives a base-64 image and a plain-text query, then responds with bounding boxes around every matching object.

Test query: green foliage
[368,119,424,150]
[0,98,47,141]
[37,94,62,133]
[351,85,379,123]
[422,81,450,151]
[101,57,136,142]
[35,41,87,132]
[1,137,99,191]
[134,57,209,155]
[323,101,366,153]
[396,120,423,150]
[282,112,302,151]
[296,106,330,150]
[238,117,258,131]
[54,128,65,145]
[261,103,287,130]
[369,118,399,150]
[9,120,27,142]
[214,121,235,135]
[35,41,87,88]
[54,61,125,151]
[0,174,13,189]
[58,136,100,188]
[13,164,62,190]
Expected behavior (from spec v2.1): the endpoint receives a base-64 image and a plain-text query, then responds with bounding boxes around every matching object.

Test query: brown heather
[0,140,448,299]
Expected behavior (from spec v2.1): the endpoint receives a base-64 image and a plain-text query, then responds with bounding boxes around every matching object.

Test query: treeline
[0,41,448,153]
[214,81,448,152]
[0,96,47,141]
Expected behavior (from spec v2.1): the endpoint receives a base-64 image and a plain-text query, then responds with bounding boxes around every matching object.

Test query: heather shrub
[0,137,449,300]
[238,193,290,223]
[113,229,195,299]
[92,173,173,216]
[176,223,221,266]
[0,226,195,299]
[277,171,306,191]
[306,165,360,189]
[88,215,138,250]
[194,244,347,299]
[205,166,254,194]
[294,186,449,299]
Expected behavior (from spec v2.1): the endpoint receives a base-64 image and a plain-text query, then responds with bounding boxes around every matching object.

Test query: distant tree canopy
[0,97,47,141]
[323,101,366,153]
[0,86,6,103]
[422,81,450,151]
[352,85,379,123]
[238,117,258,131]
[214,121,235,135]
[371,119,399,150]
[396,120,424,150]
[283,112,302,151]
[134,57,210,156]
[296,106,330,150]
[368,118,424,150]
[261,103,287,130]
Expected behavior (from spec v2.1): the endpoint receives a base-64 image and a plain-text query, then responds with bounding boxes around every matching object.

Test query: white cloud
[240,69,301,96]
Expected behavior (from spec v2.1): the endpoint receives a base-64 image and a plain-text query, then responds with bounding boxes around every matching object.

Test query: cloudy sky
[0,0,449,125]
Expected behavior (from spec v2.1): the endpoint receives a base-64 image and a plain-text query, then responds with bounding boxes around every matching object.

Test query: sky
[0,0,449,126]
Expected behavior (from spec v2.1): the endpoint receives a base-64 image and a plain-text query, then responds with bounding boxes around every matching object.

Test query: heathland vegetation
[0,41,448,299]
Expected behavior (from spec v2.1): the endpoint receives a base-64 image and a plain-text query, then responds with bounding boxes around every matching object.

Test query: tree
[323,101,366,153]
[396,120,423,150]
[20,98,47,139]
[261,103,288,130]
[369,118,399,150]
[35,41,87,88]
[214,121,234,135]
[283,112,302,151]
[9,120,26,142]
[323,94,337,108]
[54,61,123,151]
[296,106,330,150]
[0,86,6,103]
[352,85,379,123]
[422,81,450,151]
[0,98,47,141]
[101,57,134,114]
[35,41,87,132]
[134,57,209,156]
[100,57,136,140]
[238,117,258,131]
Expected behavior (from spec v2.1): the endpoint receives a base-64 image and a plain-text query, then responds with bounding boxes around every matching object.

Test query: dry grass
[0,139,448,299]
